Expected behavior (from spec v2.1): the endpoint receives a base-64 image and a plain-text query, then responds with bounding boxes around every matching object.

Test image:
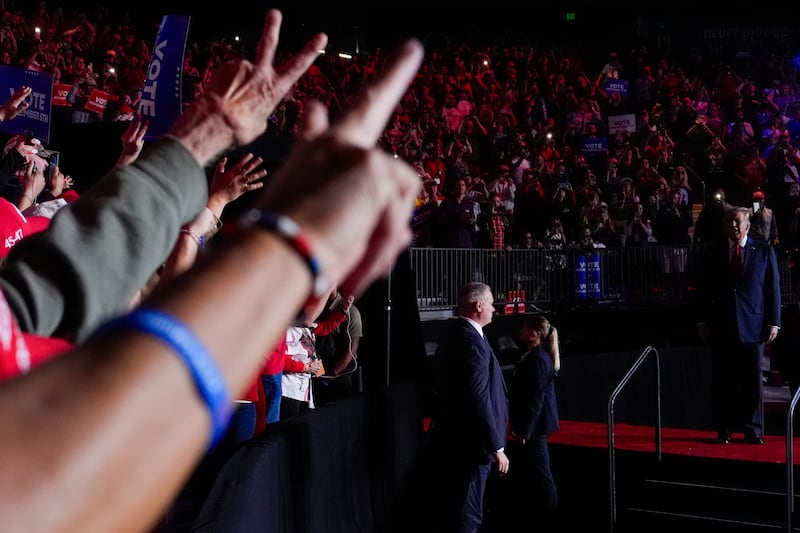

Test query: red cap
[0,198,50,258]
[753,190,765,200]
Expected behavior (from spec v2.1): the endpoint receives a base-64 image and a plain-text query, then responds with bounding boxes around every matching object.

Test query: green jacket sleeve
[0,137,209,342]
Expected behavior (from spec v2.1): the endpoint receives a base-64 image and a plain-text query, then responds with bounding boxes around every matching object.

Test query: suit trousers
[430,449,491,533]
[455,459,491,533]
[711,336,764,437]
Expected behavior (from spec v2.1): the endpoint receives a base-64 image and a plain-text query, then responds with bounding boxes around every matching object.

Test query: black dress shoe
[715,434,731,444]
[743,435,765,445]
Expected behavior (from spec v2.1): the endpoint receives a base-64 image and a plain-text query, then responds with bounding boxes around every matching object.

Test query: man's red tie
[732,243,742,276]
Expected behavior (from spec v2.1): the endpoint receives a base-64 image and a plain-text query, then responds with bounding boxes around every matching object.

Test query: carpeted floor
[550,420,800,464]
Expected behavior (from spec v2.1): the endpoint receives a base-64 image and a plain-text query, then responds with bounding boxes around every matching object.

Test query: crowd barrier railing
[408,245,796,316]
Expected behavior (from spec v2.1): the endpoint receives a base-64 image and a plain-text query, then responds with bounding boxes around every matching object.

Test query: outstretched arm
[114,114,149,170]
[0,11,328,342]
[156,153,267,288]
[0,10,423,533]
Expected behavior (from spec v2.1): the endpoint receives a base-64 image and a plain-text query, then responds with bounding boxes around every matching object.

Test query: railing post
[608,346,661,533]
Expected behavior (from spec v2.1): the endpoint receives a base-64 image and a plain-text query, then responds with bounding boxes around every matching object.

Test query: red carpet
[420,418,800,463]
[550,420,800,464]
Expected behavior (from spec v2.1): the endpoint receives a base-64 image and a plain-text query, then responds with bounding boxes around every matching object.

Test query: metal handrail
[607,345,661,533]
[786,385,800,532]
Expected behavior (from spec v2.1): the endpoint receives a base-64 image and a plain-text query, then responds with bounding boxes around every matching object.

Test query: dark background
[35,3,795,59]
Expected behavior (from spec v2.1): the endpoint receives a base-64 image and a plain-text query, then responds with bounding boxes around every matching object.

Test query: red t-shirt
[0,289,72,382]
[262,336,288,375]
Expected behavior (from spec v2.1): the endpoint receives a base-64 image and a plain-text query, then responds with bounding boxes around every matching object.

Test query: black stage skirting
[185,384,426,533]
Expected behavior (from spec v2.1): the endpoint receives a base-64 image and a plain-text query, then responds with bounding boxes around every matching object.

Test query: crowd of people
[3,4,800,260]
[0,3,799,531]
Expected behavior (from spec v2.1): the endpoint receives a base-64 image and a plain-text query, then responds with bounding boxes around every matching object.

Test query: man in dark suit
[696,206,781,445]
[427,281,509,533]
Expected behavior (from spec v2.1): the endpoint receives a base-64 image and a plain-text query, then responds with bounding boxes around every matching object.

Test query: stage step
[618,508,800,532]
[615,452,800,532]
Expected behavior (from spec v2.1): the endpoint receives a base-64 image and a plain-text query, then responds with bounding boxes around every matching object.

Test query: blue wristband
[94,308,233,450]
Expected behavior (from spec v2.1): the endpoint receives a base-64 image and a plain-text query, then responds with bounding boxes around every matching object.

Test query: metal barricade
[409,244,796,316]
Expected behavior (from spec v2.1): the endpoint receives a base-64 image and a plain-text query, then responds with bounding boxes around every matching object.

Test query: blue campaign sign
[140,15,191,140]
[575,254,587,300]
[605,78,629,96]
[0,67,53,142]
[580,137,607,153]
[586,251,601,298]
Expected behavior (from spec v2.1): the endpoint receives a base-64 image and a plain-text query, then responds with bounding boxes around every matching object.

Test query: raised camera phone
[44,151,60,179]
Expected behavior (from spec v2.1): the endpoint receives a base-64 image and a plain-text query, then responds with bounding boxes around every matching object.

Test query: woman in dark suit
[509,314,560,527]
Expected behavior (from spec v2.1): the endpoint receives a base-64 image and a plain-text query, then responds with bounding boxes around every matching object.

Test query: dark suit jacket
[431,317,509,460]
[696,237,781,342]
[509,346,559,440]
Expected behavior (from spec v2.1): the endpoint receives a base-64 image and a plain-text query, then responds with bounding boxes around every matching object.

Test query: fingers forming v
[255,10,328,98]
